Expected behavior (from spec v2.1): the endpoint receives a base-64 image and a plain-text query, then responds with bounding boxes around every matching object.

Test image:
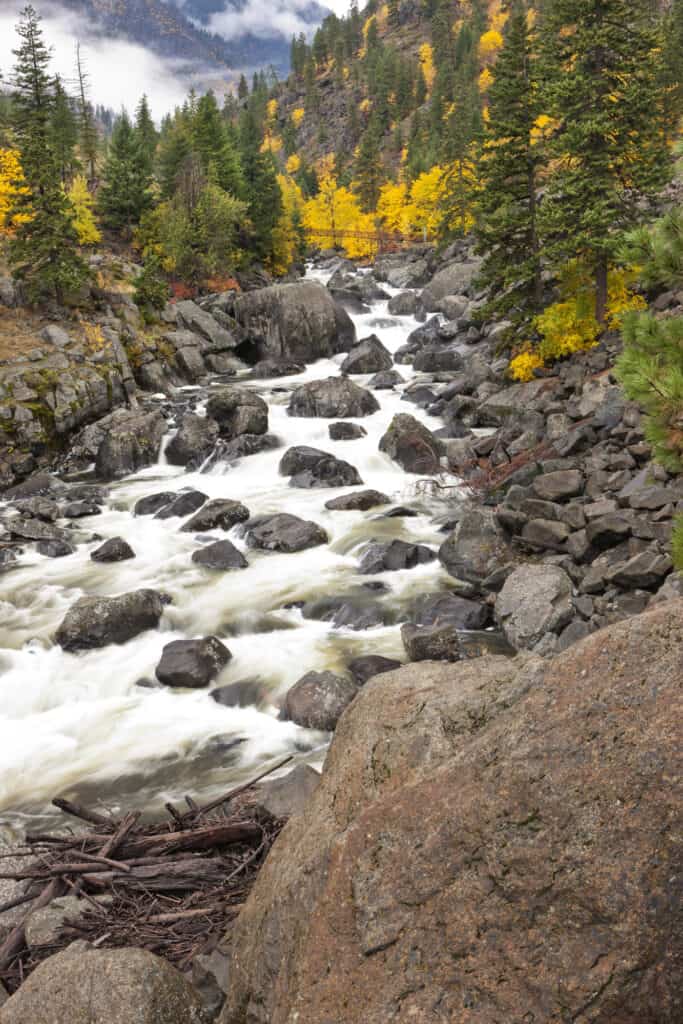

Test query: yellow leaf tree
[303,170,377,260]
[67,174,101,245]
[0,149,31,236]
[270,174,305,275]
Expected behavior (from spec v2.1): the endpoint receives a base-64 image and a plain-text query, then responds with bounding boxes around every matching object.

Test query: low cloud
[0,4,191,119]
[207,0,326,41]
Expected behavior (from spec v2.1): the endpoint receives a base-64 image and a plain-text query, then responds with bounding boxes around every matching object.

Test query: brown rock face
[219,601,683,1024]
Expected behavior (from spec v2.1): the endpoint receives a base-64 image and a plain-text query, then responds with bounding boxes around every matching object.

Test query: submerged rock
[155,490,207,521]
[55,590,165,651]
[347,655,402,685]
[328,422,367,441]
[156,636,232,688]
[134,491,176,517]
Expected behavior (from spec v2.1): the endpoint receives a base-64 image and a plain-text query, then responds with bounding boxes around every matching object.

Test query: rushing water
[0,267,462,827]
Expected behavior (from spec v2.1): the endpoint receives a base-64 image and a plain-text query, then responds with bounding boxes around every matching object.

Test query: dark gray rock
[379,413,441,475]
[91,537,135,563]
[8,518,68,543]
[325,490,390,511]
[340,335,393,375]
[279,446,363,488]
[166,414,219,468]
[302,595,385,631]
[439,508,514,590]
[401,622,461,662]
[246,514,327,553]
[347,655,402,685]
[156,636,231,688]
[134,492,176,517]
[387,291,420,316]
[521,519,570,551]
[359,539,436,574]
[252,359,305,379]
[62,500,101,519]
[211,678,266,708]
[181,499,250,533]
[532,470,584,502]
[282,671,359,731]
[288,377,379,419]
[95,410,167,481]
[328,422,367,441]
[56,589,165,651]
[368,369,403,390]
[155,490,207,520]
[409,591,490,631]
[191,539,248,570]
[605,550,674,589]
[36,539,74,558]
[421,259,483,311]
[413,346,463,373]
[586,514,633,550]
[214,433,281,462]
[206,387,268,439]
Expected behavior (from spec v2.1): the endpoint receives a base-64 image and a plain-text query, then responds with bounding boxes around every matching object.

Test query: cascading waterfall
[0,268,461,826]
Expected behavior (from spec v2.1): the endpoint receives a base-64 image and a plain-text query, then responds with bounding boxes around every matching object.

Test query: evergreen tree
[540,0,671,323]
[75,43,98,183]
[439,66,482,238]
[9,5,87,303]
[51,75,79,184]
[355,115,384,212]
[134,94,157,171]
[239,102,282,263]
[237,74,249,100]
[388,0,401,30]
[663,0,683,126]
[98,110,152,232]
[476,1,542,324]
[157,114,192,198]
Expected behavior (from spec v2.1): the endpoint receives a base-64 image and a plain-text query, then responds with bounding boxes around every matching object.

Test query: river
[0,266,461,828]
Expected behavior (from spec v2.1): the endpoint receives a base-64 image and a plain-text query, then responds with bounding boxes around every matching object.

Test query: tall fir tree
[9,5,87,303]
[98,110,152,232]
[75,43,98,183]
[51,75,79,184]
[540,0,671,323]
[134,94,158,172]
[439,66,482,238]
[355,115,385,212]
[239,102,282,263]
[476,0,542,325]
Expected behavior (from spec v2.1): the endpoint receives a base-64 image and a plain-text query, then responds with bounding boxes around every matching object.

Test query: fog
[207,0,351,41]
[0,4,205,119]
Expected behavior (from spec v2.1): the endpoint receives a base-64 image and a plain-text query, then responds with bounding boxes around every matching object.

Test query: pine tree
[540,0,671,323]
[239,102,282,263]
[98,110,152,233]
[355,115,384,212]
[157,115,192,199]
[75,43,98,183]
[51,75,79,184]
[439,66,482,238]
[663,0,683,126]
[237,74,249,100]
[134,94,157,171]
[476,0,542,325]
[9,5,87,303]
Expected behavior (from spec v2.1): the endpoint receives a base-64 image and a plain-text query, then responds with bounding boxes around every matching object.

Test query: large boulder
[231,281,356,362]
[205,387,268,439]
[55,590,164,651]
[218,601,683,1024]
[281,671,359,731]
[288,378,379,419]
[0,941,204,1024]
[245,514,327,553]
[166,413,219,469]
[279,446,363,489]
[495,564,575,653]
[155,636,231,688]
[181,499,250,533]
[408,590,490,631]
[191,539,248,571]
[175,298,241,351]
[359,539,436,574]
[340,335,393,376]
[439,507,515,591]
[421,257,483,311]
[379,413,441,475]
[94,410,167,481]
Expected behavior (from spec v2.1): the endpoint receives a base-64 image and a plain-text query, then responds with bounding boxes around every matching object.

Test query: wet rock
[11,497,60,522]
[282,671,359,731]
[409,591,490,631]
[219,601,683,1024]
[412,346,463,373]
[340,335,393,375]
[214,433,281,463]
[191,539,248,571]
[439,507,514,591]
[347,655,402,685]
[257,764,321,820]
[91,537,135,563]
[7,518,68,543]
[302,595,385,631]
[156,636,231,688]
[134,492,176,517]
[324,490,390,511]
[279,446,363,488]
[532,469,584,502]
[166,414,219,468]
[231,280,355,362]
[401,622,461,662]
[35,539,74,558]
[378,413,441,475]
[155,490,207,521]
[387,291,419,316]
[181,499,250,533]
[206,387,268,439]
[0,940,204,1024]
[94,409,167,481]
[56,589,165,651]
[3,473,62,500]
[288,377,379,419]
[359,539,436,574]
[368,369,403,390]
[252,358,305,378]
[62,500,101,519]
[211,678,266,708]
[328,421,367,441]
[246,514,327,553]
[496,564,574,653]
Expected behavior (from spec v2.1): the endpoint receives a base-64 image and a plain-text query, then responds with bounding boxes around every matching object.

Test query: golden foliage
[267,98,279,120]
[67,175,101,246]
[479,29,504,60]
[302,170,377,260]
[0,148,31,236]
[419,43,436,92]
[479,67,494,93]
[286,153,301,174]
[292,107,305,128]
[270,174,305,276]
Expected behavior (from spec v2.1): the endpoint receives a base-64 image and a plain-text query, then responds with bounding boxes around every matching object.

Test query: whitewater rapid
[0,268,460,825]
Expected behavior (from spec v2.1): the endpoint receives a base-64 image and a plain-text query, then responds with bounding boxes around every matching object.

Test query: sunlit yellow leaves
[67,174,101,245]
[479,29,504,60]
[266,98,278,121]
[479,68,494,93]
[292,107,305,128]
[286,153,301,174]
[261,133,283,154]
[360,98,372,113]
[0,148,31,236]
[419,43,435,92]
[362,14,376,39]
[302,171,377,260]
[530,113,558,146]
[376,165,450,241]
[270,173,304,276]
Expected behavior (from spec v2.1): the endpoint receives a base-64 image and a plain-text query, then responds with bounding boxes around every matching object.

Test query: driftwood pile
[0,756,291,995]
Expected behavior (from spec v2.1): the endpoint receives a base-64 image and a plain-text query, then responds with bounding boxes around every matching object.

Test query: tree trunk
[595,258,608,325]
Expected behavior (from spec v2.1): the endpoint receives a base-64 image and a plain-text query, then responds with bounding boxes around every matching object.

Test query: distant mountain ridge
[53,0,328,81]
